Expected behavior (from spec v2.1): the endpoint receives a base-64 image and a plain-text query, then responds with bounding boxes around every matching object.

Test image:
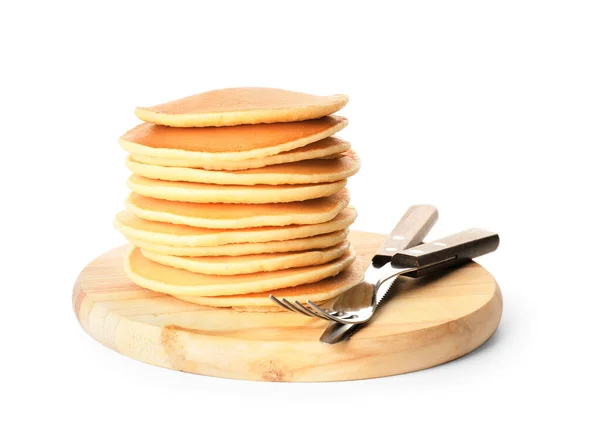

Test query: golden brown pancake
[114,208,356,246]
[128,137,350,170]
[120,118,347,161]
[125,189,350,229]
[125,229,349,257]
[177,260,365,309]
[125,246,355,297]
[134,87,349,127]
[140,241,349,275]
[126,150,360,185]
[126,175,347,204]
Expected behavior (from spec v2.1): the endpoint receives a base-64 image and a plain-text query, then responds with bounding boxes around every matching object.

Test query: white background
[2,0,599,442]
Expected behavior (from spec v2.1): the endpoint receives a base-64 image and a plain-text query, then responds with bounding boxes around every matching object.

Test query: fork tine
[281,298,312,316]
[306,301,344,323]
[293,301,330,320]
[269,295,294,312]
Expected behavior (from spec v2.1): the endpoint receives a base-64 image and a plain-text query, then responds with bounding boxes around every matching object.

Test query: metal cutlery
[269,204,438,319]
[320,205,440,343]
[269,205,500,345]
[303,228,499,324]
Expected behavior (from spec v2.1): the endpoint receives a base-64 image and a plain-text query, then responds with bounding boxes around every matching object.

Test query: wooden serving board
[73,231,502,382]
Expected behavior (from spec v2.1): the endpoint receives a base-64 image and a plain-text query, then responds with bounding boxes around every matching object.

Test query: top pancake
[134,87,349,127]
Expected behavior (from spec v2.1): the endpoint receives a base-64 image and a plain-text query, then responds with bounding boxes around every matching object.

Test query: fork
[271,228,499,324]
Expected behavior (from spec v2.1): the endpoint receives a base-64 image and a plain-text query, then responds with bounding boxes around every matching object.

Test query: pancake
[126,175,347,204]
[125,189,350,229]
[128,137,350,170]
[134,87,349,127]
[140,240,349,275]
[114,208,356,246]
[125,229,349,257]
[125,246,356,297]
[120,118,348,164]
[126,150,360,185]
[178,260,364,310]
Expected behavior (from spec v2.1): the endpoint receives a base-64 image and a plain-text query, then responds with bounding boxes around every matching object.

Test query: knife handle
[391,228,500,268]
[372,204,438,267]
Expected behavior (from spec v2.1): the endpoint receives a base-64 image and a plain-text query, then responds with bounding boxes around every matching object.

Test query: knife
[320,204,439,344]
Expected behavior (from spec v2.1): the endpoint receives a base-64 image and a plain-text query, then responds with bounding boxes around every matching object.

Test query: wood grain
[72,230,502,382]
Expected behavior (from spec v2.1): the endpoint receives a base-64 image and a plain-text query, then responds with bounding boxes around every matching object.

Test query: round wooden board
[73,231,502,382]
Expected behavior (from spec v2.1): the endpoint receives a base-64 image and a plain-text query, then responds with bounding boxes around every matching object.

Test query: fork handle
[391,228,499,268]
[372,204,438,266]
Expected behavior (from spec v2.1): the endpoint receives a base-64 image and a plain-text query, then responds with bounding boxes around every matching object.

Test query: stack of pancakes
[114,87,362,311]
